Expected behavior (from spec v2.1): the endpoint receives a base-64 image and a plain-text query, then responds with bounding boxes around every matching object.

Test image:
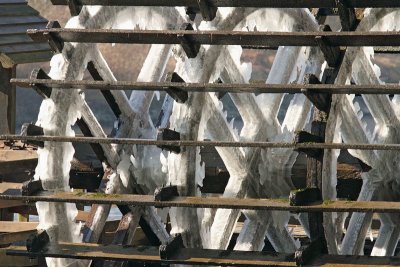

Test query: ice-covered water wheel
[20,2,400,267]
[32,5,325,266]
[327,8,400,256]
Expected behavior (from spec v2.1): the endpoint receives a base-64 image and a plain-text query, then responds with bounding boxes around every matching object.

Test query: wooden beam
[2,192,400,213]
[7,242,296,266]
[0,65,15,134]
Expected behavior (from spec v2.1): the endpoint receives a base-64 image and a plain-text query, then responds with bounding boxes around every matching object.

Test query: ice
[31,3,400,266]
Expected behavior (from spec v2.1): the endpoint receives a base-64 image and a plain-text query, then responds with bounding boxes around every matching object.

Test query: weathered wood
[0,229,37,245]
[0,66,15,133]
[3,192,400,213]
[0,15,46,25]
[7,242,296,266]
[0,247,37,267]
[0,5,39,17]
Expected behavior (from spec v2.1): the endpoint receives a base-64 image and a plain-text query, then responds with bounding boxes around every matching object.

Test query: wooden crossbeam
[13,78,400,95]
[1,192,400,213]
[27,28,400,47]
[49,0,400,8]
[8,242,296,266]
[7,242,400,266]
[4,134,400,151]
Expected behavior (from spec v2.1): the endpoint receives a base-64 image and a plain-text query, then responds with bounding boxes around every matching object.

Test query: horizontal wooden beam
[8,242,400,266]
[1,191,400,213]
[28,28,400,47]
[13,78,400,95]
[49,0,400,8]
[8,242,296,266]
[3,134,400,151]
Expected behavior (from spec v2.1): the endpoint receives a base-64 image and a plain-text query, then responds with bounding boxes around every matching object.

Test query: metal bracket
[30,68,52,98]
[22,179,44,196]
[295,239,324,266]
[159,233,184,260]
[177,23,200,59]
[336,0,358,31]
[44,21,64,53]
[289,187,322,206]
[214,78,226,100]
[20,123,45,148]
[67,0,82,16]
[185,6,199,21]
[315,25,341,68]
[294,131,324,159]
[166,72,189,103]
[157,128,181,154]
[26,229,50,253]
[302,74,332,113]
[154,185,179,201]
[197,0,217,21]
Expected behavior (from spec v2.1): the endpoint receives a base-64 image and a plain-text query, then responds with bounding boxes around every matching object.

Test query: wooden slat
[0,230,35,245]
[0,5,39,17]
[8,242,400,266]
[0,182,22,194]
[0,150,37,161]
[0,221,38,233]
[0,16,46,25]
[2,192,400,213]
[0,200,25,209]
[0,0,27,5]
[7,242,297,266]
[28,28,400,47]
[0,23,47,35]
[7,50,53,64]
[0,43,50,54]
[49,0,400,8]
[0,247,36,267]
[0,34,35,46]
[14,78,400,95]
[0,222,38,245]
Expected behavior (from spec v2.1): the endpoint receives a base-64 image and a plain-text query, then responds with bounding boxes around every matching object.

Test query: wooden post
[0,64,16,222]
[0,65,16,134]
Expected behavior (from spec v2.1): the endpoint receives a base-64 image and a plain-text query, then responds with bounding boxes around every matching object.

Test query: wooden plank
[0,34,35,46]
[0,230,36,245]
[27,28,400,47]
[0,182,22,194]
[8,242,400,266]
[0,43,50,54]
[7,242,297,266]
[0,23,47,35]
[0,247,36,267]
[0,5,39,16]
[0,0,27,5]
[48,0,400,8]
[0,150,37,161]
[15,78,400,95]
[3,192,400,213]
[0,221,38,233]
[0,159,37,175]
[0,200,24,209]
[0,16,46,25]
[7,50,53,64]
[7,205,90,222]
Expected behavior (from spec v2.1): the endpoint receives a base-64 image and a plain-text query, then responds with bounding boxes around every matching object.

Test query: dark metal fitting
[154,185,179,201]
[20,123,45,148]
[289,187,322,206]
[30,68,52,98]
[177,23,201,59]
[157,128,181,154]
[159,233,184,260]
[44,21,64,53]
[165,72,189,104]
